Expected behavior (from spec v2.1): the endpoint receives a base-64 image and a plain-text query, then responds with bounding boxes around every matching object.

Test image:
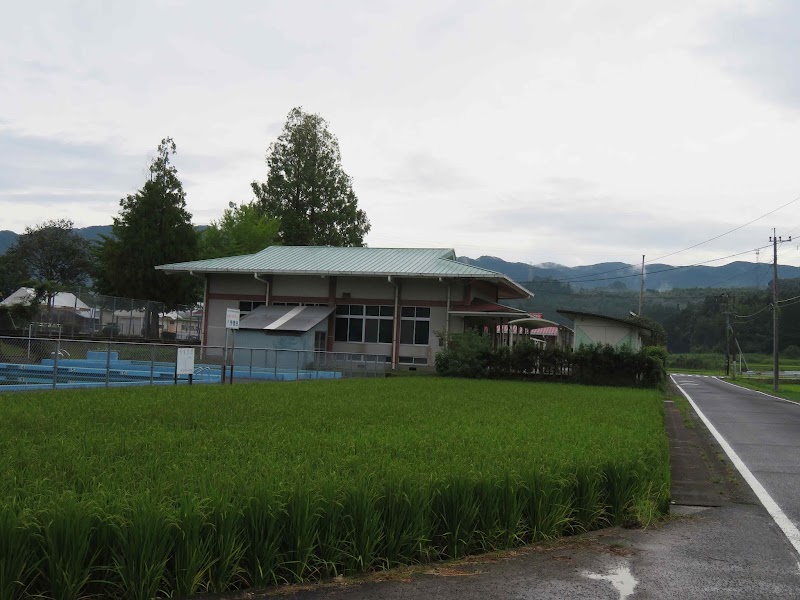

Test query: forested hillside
[461,255,800,290]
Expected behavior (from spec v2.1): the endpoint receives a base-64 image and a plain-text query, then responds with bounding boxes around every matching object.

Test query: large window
[335,304,393,343]
[400,306,430,345]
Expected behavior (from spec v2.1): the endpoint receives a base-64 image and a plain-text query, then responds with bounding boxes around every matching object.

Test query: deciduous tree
[252,107,370,246]
[198,201,279,259]
[6,219,91,289]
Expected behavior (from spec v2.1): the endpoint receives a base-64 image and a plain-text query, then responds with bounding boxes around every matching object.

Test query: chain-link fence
[0,288,202,341]
[0,335,388,391]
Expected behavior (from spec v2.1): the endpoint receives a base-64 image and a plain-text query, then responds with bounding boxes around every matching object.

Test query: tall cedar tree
[252,107,370,246]
[94,138,198,312]
[6,219,92,289]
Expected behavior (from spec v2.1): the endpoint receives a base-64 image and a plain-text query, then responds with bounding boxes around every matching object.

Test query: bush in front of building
[434,330,493,378]
[436,334,666,388]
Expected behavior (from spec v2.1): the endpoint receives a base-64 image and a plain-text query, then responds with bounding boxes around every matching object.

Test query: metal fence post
[296,351,300,381]
[105,342,111,387]
[273,349,278,380]
[150,344,155,385]
[52,338,60,389]
[249,348,253,379]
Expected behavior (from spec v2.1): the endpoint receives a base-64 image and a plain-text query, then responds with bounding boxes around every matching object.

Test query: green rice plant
[473,478,502,552]
[39,497,99,600]
[493,475,526,549]
[241,489,285,588]
[279,489,320,583]
[207,501,246,593]
[339,484,383,575]
[603,462,641,525]
[0,505,39,600]
[377,479,430,568]
[111,500,174,600]
[314,485,345,579]
[568,466,608,534]
[432,478,479,559]
[520,471,572,542]
[168,496,213,597]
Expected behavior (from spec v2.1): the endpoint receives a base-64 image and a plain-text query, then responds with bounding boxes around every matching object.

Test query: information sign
[176,347,196,375]
[225,307,240,330]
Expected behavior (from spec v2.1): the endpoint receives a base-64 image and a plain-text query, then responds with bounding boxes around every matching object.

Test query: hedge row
[435,332,667,388]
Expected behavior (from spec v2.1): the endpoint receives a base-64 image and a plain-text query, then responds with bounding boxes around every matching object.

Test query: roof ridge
[437,256,504,276]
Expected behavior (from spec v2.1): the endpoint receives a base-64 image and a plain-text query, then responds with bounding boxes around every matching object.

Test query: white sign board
[176,347,195,375]
[225,307,240,330]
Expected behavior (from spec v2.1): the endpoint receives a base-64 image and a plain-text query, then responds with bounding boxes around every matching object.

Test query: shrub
[783,345,800,359]
[434,331,492,378]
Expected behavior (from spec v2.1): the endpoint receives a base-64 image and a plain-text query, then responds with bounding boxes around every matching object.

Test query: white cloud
[1,0,799,267]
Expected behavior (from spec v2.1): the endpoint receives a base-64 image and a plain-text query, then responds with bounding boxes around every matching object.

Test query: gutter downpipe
[388,276,399,370]
[254,274,270,305]
[189,271,207,351]
[439,277,450,348]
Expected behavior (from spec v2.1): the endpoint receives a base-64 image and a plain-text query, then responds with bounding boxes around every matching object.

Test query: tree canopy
[5,219,92,290]
[198,201,279,259]
[252,107,370,246]
[94,138,198,309]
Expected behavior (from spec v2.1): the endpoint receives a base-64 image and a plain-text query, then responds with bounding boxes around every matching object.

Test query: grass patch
[728,379,800,403]
[668,352,800,376]
[0,378,669,598]
[667,389,695,429]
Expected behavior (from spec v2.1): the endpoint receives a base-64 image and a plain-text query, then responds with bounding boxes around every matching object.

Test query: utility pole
[638,255,645,317]
[770,229,792,392]
[725,307,731,377]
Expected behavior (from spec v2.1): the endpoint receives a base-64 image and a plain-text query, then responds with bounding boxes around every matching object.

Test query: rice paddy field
[0,378,669,599]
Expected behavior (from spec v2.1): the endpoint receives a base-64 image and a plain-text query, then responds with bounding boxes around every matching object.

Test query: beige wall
[336,276,395,300]
[572,316,641,351]
[209,274,266,296]
[272,275,329,299]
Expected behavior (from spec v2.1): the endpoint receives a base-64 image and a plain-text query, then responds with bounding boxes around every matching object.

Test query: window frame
[334,304,394,344]
[399,306,431,346]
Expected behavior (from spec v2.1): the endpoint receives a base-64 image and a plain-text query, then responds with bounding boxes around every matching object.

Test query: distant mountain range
[459,256,800,290]
[0,225,113,255]
[2,227,795,290]
[0,225,206,256]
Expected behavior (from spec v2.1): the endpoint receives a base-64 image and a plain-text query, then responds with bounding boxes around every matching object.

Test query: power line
[734,304,772,320]
[536,244,773,285]
[549,195,800,283]
[648,195,800,263]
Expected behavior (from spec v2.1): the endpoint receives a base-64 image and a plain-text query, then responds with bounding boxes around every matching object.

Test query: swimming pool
[0,350,342,391]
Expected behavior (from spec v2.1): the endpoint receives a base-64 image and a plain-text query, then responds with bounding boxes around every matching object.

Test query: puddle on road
[582,563,637,600]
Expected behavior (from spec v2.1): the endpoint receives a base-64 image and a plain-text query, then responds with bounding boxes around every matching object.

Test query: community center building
[157,246,535,369]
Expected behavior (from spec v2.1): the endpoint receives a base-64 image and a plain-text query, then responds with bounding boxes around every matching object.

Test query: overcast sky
[2,0,800,269]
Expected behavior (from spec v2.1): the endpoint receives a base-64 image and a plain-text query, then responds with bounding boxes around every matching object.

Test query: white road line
[714,377,800,407]
[671,375,800,560]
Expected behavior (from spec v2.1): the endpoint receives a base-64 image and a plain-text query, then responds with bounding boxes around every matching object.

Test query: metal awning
[238,305,334,332]
[508,316,560,329]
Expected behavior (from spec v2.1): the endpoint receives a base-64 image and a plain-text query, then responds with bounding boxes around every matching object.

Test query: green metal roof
[156,246,533,298]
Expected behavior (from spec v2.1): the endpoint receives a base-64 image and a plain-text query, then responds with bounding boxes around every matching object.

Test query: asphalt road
[672,375,800,555]
[221,376,800,599]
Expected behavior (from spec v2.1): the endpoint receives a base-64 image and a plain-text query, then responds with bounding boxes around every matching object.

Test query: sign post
[223,308,240,384]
